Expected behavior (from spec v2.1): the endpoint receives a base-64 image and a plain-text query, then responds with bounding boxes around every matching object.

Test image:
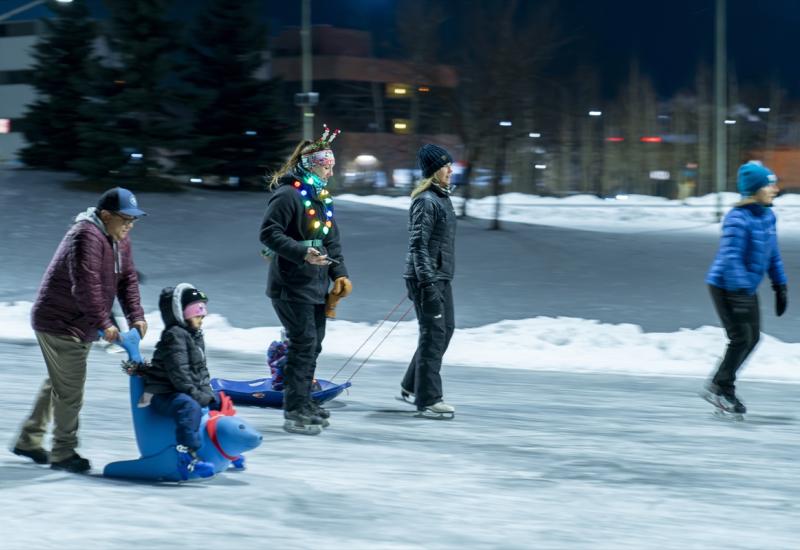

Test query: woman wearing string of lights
[259,125,352,436]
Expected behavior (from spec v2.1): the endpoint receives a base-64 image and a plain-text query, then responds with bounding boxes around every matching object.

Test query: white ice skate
[395,387,415,406]
[416,401,455,420]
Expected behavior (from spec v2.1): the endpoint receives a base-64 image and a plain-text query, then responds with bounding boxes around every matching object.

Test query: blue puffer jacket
[706,203,787,293]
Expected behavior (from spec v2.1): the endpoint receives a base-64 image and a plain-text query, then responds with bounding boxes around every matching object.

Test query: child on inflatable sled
[140,284,229,480]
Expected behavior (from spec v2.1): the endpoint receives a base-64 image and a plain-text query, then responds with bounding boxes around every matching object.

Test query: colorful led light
[291,175,335,240]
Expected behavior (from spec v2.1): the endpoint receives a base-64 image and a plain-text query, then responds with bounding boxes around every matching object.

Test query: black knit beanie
[418,144,453,178]
[181,287,208,309]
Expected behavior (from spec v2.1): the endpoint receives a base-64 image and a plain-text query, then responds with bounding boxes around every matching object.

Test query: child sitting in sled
[267,333,321,393]
[142,284,225,479]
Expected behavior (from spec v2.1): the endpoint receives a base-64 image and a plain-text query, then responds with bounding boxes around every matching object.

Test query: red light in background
[0,119,10,134]
[605,136,624,142]
[640,136,662,143]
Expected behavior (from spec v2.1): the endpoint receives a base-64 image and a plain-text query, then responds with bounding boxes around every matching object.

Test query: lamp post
[491,121,512,230]
[714,0,726,223]
[300,0,313,140]
[0,0,73,23]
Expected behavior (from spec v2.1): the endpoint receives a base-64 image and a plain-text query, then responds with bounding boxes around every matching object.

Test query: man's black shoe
[12,446,50,465]
[50,453,91,473]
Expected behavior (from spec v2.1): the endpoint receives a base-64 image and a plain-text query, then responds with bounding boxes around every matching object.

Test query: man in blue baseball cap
[703,162,787,418]
[12,187,148,473]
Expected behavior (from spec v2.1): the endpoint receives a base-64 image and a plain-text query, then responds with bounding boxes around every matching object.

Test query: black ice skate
[702,385,746,421]
[283,410,323,435]
[302,404,330,428]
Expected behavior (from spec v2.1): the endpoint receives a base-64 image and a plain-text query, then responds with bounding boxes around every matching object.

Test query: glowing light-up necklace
[292,176,334,236]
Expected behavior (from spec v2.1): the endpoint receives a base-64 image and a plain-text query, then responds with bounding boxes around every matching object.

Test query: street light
[714,0,726,223]
[0,0,73,23]
[300,0,313,140]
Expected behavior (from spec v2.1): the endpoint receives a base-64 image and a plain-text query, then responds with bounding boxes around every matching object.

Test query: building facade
[0,19,41,164]
[271,26,462,191]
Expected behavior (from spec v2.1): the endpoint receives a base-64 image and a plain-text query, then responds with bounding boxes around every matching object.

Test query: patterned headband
[301,149,335,168]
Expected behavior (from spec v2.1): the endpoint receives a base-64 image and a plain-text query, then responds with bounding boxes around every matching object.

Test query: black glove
[193,388,215,408]
[773,283,788,317]
[420,284,443,319]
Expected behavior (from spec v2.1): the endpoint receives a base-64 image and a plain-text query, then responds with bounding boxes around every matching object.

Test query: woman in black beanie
[399,143,457,418]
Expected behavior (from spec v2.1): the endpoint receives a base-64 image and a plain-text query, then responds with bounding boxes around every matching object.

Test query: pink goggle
[183,301,208,319]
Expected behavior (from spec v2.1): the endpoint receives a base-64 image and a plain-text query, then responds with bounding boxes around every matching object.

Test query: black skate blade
[712,409,744,422]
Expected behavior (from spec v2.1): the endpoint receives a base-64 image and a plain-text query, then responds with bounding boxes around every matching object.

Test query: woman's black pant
[271,299,326,414]
[402,280,455,410]
[709,285,760,393]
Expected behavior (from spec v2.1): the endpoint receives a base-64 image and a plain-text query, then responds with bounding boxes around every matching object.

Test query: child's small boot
[176,445,215,480]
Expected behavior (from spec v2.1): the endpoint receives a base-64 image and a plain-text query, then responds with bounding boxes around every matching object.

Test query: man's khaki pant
[15,331,92,462]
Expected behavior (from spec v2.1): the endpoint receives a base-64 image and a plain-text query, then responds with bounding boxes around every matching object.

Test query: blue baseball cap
[737,163,778,197]
[97,187,147,217]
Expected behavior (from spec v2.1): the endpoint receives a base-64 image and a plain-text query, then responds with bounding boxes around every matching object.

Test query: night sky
[4,0,800,100]
[269,0,800,101]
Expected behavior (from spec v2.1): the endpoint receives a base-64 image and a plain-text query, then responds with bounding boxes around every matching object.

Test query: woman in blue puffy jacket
[704,162,787,414]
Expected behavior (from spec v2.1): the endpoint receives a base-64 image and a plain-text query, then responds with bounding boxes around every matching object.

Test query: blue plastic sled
[102,330,263,482]
[210,377,351,408]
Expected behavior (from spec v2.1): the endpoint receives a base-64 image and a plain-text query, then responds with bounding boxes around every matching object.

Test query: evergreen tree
[72,0,182,188]
[177,0,291,186]
[20,0,96,170]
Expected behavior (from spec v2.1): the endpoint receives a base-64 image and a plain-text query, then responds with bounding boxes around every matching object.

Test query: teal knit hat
[737,162,777,196]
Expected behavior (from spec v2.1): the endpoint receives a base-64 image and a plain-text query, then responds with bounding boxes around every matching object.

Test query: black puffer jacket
[403,184,457,283]
[143,285,214,406]
[260,172,348,304]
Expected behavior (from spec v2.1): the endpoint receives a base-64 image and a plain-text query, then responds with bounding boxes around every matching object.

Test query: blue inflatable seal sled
[102,330,263,482]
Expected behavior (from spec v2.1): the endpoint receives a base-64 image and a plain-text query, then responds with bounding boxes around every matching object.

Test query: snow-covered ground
[2,301,800,384]
[339,191,800,234]
[3,337,799,550]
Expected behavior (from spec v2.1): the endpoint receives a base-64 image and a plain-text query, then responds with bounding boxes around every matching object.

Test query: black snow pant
[709,285,761,394]
[271,299,326,414]
[402,280,455,410]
